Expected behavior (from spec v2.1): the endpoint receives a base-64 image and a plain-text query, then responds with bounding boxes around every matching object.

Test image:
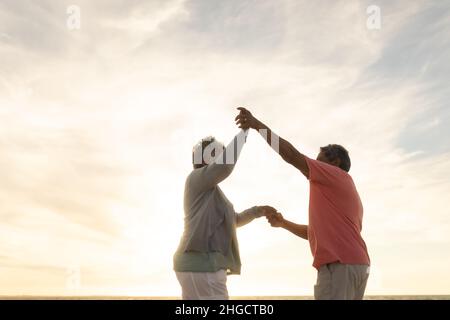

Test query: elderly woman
[173,129,274,300]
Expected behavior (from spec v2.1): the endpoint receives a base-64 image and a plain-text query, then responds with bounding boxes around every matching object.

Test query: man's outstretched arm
[235,107,309,178]
[267,212,308,240]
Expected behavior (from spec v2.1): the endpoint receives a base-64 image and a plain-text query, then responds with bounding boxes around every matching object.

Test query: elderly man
[235,107,370,300]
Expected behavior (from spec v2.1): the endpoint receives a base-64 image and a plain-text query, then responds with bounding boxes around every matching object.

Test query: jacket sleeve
[236,206,263,228]
[195,130,249,192]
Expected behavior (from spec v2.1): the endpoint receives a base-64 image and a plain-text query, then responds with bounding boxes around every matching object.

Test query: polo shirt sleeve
[305,156,341,186]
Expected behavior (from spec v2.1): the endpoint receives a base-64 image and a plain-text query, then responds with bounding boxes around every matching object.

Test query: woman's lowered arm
[236,206,276,228]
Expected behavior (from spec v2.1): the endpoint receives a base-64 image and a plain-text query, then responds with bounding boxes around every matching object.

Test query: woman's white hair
[192,136,225,166]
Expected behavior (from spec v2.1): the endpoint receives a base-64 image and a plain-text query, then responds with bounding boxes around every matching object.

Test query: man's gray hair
[320,144,351,172]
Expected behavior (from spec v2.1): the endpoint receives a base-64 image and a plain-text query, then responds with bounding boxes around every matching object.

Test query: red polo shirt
[305,157,370,269]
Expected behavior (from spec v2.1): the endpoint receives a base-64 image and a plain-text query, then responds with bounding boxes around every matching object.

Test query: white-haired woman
[173,129,274,300]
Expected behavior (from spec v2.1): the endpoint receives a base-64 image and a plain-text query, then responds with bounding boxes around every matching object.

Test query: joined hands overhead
[235,107,261,130]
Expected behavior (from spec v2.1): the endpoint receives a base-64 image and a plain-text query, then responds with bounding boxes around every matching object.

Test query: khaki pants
[176,270,229,300]
[314,263,370,300]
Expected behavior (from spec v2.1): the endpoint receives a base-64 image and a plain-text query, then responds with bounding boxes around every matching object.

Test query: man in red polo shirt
[235,107,370,300]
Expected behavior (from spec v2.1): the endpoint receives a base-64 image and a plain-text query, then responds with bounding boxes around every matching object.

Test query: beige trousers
[314,263,370,300]
[176,270,229,300]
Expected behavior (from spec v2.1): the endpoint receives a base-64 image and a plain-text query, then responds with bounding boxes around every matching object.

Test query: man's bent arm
[281,220,309,240]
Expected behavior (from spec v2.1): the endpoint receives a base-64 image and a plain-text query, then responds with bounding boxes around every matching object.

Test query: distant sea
[1,296,449,300]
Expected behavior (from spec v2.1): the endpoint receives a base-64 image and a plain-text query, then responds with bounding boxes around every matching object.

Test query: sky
[0,0,449,296]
